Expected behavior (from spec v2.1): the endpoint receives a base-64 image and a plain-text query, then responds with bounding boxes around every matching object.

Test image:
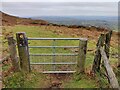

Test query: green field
[2,25,119,88]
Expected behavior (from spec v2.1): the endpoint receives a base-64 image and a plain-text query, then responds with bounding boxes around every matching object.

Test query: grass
[63,73,98,88]
[3,72,49,88]
[63,78,98,88]
[2,25,119,88]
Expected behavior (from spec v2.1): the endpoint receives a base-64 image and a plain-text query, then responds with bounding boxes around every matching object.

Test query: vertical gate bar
[43,56,45,71]
[52,39,56,70]
[26,37,31,71]
[61,55,62,71]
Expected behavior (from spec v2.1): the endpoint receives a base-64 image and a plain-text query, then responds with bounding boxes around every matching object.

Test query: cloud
[1,2,118,17]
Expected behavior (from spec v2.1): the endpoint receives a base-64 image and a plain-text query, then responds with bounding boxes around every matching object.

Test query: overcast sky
[1,0,119,17]
[1,0,119,2]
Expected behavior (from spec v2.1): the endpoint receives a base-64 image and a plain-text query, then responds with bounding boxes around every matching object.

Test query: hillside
[0,12,17,26]
[0,12,49,26]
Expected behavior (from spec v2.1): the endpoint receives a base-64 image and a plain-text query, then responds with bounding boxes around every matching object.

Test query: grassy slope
[2,25,119,88]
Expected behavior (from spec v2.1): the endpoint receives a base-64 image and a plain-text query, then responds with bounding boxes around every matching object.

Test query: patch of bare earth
[45,74,72,88]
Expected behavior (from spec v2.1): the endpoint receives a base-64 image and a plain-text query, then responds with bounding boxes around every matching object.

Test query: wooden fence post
[92,34,105,73]
[100,47,120,89]
[77,38,88,73]
[16,32,30,72]
[7,36,20,72]
[104,30,112,59]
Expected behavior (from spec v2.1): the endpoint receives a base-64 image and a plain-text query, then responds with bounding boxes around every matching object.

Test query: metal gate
[27,38,80,73]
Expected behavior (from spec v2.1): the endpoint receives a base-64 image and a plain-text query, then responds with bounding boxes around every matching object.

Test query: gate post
[7,36,20,72]
[77,38,88,73]
[16,32,30,72]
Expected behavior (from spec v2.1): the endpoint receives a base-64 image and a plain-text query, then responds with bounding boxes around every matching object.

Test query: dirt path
[44,74,72,88]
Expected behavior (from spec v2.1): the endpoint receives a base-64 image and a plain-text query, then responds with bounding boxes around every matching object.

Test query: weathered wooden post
[92,34,105,73]
[16,32,30,72]
[104,30,112,59]
[77,38,88,73]
[100,47,120,89]
[7,36,20,72]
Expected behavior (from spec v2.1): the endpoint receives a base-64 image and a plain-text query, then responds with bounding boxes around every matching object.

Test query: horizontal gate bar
[29,53,78,56]
[28,38,87,40]
[42,71,76,74]
[30,62,77,65]
[28,46,79,48]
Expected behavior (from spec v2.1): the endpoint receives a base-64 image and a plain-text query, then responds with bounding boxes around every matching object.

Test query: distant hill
[0,12,49,26]
[31,16,118,31]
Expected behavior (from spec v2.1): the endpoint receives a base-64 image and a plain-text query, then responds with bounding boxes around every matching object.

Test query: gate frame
[16,32,88,73]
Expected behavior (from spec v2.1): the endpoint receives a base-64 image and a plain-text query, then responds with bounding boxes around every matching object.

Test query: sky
[1,0,119,2]
[0,0,119,17]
